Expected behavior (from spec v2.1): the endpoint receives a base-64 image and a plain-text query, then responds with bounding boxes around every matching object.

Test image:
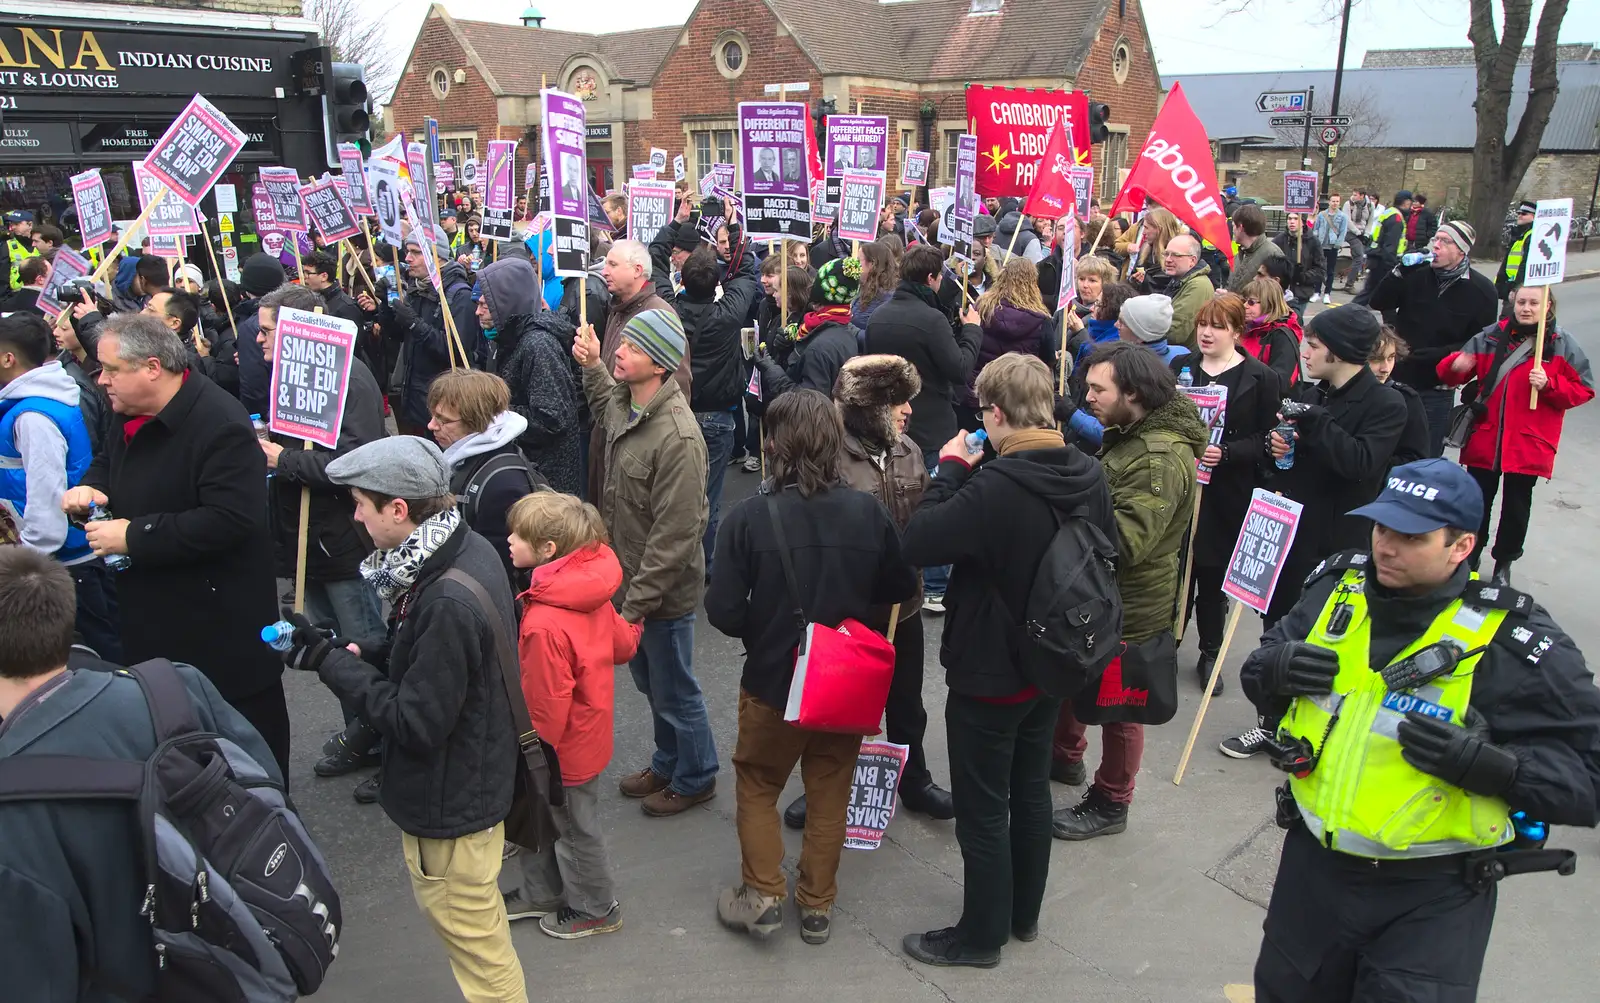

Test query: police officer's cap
[1348,458,1484,536]
[1517,200,1537,216]
[4,210,34,223]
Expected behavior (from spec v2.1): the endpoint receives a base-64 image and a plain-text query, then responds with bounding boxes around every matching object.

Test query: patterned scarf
[359,507,462,603]
[786,304,853,343]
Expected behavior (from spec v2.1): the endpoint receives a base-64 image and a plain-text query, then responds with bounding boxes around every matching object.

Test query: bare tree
[1467,0,1570,257]
[303,0,403,103]
[1268,88,1389,192]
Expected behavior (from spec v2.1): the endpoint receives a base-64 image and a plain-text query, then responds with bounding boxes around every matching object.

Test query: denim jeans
[920,448,951,595]
[1415,386,1454,458]
[1321,248,1341,295]
[696,410,736,573]
[629,613,719,795]
[70,558,122,663]
[306,577,388,724]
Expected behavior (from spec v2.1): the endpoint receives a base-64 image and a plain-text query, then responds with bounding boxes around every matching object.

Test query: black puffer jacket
[315,522,520,839]
[662,239,762,413]
[901,441,1116,698]
[755,315,858,402]
[864,282,983,452]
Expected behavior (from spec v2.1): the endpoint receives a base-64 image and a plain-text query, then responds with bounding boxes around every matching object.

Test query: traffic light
[813,97,837,149]
[329,62,372,155]
[1089,102,1111,145]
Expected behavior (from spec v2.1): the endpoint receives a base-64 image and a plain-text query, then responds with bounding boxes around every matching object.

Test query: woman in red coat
[1438,285,1594,584]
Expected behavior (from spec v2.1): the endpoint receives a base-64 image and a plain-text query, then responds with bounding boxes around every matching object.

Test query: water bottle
[1177,366,1193,388]
[88,503,132,572]
[1400,250,1434,267]
[965,428,988,453]
[1271,421,1297,470]
[261,620,295,652]
[250,413,270,441]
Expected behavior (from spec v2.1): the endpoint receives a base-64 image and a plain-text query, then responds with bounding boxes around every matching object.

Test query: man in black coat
[306,434,526,1001]
[146,288,239,398]
[234,252,286,416]
[1370,220,1497,456]
[64,313,288,779]
[899,353,1116,969]
[0,548,283,1003]
[300,250,365,328]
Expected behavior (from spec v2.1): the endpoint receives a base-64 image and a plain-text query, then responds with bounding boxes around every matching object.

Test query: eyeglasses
[1162,250,1196,259]
[1245,298,1261,306]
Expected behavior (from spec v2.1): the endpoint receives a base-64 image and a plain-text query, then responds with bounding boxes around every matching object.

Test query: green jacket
[1099,393,1208,641]
[1165,265,1215,351]
[581,364,708,622]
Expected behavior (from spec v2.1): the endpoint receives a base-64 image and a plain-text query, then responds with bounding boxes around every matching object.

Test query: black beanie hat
[672,225,702,253]
[240,252,286,298]
[1307,304,1381,364]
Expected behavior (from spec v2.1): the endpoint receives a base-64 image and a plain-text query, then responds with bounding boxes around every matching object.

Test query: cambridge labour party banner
[966,86,1089,198]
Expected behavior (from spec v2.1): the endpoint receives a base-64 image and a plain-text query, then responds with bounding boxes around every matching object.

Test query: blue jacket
[1312,209,1348,248]
[526,230,567,312]
[1066,336,1190,448]
[0,365,92,561]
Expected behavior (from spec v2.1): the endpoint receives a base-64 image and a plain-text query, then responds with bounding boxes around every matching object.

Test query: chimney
[520,6,545,28]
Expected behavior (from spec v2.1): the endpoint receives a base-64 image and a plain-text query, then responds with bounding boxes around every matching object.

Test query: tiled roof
[452,16,679,95]
[764,0,1105,81]
[1362,43,1595,68]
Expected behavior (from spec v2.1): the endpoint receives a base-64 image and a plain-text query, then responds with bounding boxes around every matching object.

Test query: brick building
[386,0,1165,204]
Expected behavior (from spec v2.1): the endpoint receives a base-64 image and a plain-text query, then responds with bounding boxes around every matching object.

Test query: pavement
[290,278,1600,1003]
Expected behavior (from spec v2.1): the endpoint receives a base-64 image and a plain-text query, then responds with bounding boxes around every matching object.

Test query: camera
[700,195,726,220]
[62,276,99,297]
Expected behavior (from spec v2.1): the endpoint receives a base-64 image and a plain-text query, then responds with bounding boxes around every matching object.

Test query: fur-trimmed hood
[834,354,921,452]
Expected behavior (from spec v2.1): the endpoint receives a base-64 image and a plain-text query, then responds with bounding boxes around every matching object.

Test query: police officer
[1243,457,1600,1001]
[1353,191,1410,308]
[4,210,40,292]
[1497,199,1536,306]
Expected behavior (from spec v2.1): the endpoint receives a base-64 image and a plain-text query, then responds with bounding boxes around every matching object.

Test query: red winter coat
[1438,319,1594,479]
[516,542,642,785]
[1241,311,1302,387]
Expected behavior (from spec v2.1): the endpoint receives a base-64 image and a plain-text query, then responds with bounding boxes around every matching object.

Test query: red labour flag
[1022,119,1079,221]
[1109,82,1234,263]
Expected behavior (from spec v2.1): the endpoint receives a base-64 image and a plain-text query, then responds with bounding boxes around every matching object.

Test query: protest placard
[1056,215,1079,312]
[672,154,686,181]
[1283,171,1319,214]
[711,163,736,191]
[37,247,93,322]
[1174,488,1305,784]
[365,159,406,245]
[809,180,833,223]
[627,180,675,244]
[634,164,659,182]
[435,159,455,190]
[844,741,910,850]
[461,158,478,189]
[740,102,809,198]
[649,148,668,174]
[485,141,516,212]
[837,173,884,242]
[899,150,930,189]
[1223,490,1304,613]
[71,169,113,248]
[139,94,249,207]
[481,207,514,242]
[337,143,373,216]
[525,162,539,191]
[954,135,978,223]
[1525,197,1572,286]
[134,161,201,237]
[300,175,362,244]
[1178,384,1228,486]
[542,87,591,276]
[407,142,435,229]
[267,306,360,449]
[259,166,308,233]
[825,114,889,207]
[1069,166,1095,219]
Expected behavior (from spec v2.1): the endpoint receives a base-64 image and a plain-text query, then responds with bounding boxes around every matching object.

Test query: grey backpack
[0,659,341,1001]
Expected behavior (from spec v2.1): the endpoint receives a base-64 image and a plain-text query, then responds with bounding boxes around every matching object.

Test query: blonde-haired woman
[1126,208,1183,290]
[1239,277,1303,386]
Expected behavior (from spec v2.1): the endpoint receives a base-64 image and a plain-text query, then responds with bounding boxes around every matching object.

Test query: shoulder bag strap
[764,494,809,630]
[440,568,537,746]
[124,658,202,742]
[461,452,532,524]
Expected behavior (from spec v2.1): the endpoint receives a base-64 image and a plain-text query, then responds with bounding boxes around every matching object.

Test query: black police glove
[284,612,339,674]
[1396,712,1519,798]
[1259,642,1339,697]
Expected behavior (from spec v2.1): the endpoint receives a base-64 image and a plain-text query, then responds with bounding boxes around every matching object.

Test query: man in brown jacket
[574,307,717,816]
[588,239,688,500]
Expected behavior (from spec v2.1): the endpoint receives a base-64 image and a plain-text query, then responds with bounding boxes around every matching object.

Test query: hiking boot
[1220,726,1273,760]
[1195,649,1224,697]
[540,903,623,939]
[900,780,955,820]
[314,721,380,777]
[800,906,831,945]
[1050,759,1086,786]
[352,774,381,804]
[1491,560,1514,586]
[619,767,671,799]
[642,782,715,817]
[922,592,945,614]
[784,794,807,830]
[717,884,783,940]
[902,926,1001,969]
[503,889,563,922]
[1052,787,1128,841]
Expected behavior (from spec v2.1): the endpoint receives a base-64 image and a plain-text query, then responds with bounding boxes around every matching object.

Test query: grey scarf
[1434,257,1471,294]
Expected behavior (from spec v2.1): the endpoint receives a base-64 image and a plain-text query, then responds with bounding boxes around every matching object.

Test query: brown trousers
[732,689,861,909]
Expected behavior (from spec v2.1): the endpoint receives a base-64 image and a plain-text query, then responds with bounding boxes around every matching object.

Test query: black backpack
[0,659,341,1002]
[458,447,548,527]
[988,466,1123,697]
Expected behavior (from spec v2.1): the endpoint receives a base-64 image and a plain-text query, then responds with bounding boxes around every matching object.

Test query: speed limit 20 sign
[1318,126,1343,146]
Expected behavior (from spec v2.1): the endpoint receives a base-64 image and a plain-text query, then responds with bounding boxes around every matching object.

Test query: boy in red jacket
[500,492,641,939]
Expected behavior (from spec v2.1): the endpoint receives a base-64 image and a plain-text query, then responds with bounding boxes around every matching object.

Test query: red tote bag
[765,497,899,734]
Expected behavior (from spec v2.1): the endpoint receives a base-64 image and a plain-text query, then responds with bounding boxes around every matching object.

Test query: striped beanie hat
[621,308,687,373]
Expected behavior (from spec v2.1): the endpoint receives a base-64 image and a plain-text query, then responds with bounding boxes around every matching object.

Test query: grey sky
[379,0,1599,79]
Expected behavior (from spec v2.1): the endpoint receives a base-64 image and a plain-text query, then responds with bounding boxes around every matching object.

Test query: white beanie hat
[1119,294,1174,343]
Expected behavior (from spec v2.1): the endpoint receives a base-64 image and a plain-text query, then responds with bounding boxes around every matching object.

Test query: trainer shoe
[1220,726,1273,759]
[540,903,623,939]
[717,884,783,940]
[503,889,563,922]
[314,723,380,777]
[352,774,380,804]
[743,455,760,473]
[642,782,716,816]
[619,767,671,799]
[1051,787,1129,841]
[903,926,1001,969]
[800,906,831,945]
[923,592,946,614]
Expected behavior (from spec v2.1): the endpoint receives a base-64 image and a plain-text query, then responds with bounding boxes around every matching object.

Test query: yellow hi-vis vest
[1280,568,1514,860]
[6,236,38,291]
[1504,231,1530,281]
[1368,208,1407,258]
